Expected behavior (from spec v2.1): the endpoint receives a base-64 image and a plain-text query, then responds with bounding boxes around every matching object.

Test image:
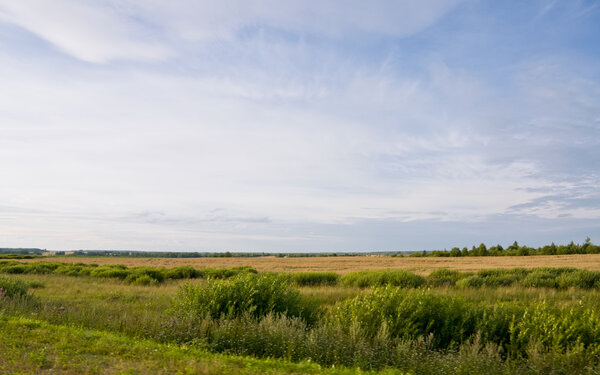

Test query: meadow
[3,257,600,373]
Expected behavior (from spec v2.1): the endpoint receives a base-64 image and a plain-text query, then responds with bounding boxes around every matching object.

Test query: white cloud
[0,0,170,62]
[0,1,598,250]
[133,0,462,40]
[0,1,461,63]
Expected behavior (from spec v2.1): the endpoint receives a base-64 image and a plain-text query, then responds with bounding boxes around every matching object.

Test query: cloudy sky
[1,1,599,252]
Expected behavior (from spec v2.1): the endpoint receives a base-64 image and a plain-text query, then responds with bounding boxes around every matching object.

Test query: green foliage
[557,269,600,289]
[0,261,257,285]
[329,288,480,349]
[172,273,319,323]
[165,265,199,279]
[456,275,484,288]
[426,269,465,287]
[289,272,340,286]
[124,267,166,285]
[0,316,359,375]
[89,264,130,279]
[409,239,600,257]
[509,302,600,356]
[342,270,425,288]
[0,275,29,298]
[6,271,600,373]
[521,269,561,288]
[476,268,525,287]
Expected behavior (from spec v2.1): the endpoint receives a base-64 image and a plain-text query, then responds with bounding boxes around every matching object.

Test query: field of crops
[3,258,600,374]
[21,253,600,273]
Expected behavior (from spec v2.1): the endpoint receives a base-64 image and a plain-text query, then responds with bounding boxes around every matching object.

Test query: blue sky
[0,1,599,251]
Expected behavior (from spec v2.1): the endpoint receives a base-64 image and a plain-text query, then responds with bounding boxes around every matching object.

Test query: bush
[129,274,159,286]
[557,270,600,289]
[290,272,340,286]
[342,270,425,288]
[520,270,559,288]
[456,275,484,288]
[124,267,166,285]
[0,275,29,299]
[427,269,465,287]
[477,268,526,287]
[330,288,480,349]
[89,265,130,279]
[172,273,319,323]
[510,302,600,356]
[165,266,199,279]
[196,266,258,279]
[2,265,28,274]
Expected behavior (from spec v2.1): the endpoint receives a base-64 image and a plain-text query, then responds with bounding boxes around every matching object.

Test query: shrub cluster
[341,267,600,289]
[172,273,320,324]
[165,282,600,371]
[287,272,340,286]
[342,270,425,288]
[0,261,257,285]
[326,287,600,360]
[4,260,600,291]
[0,275,29,299]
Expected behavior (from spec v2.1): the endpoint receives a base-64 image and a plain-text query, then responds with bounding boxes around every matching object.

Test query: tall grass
[172,273,320,323]
[342,270,425,288]
[4,273,600,373]
[0,261,257,285]
[0,275,30,298]
[288,272,340,286]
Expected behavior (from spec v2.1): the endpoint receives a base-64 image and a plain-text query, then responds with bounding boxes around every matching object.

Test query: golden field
[25,254,600,274]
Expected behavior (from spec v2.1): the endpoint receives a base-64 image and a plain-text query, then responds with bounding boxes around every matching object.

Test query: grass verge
[0,315,395,375]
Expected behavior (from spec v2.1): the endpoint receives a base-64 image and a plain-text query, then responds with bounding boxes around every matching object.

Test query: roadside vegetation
[3,261,600,373]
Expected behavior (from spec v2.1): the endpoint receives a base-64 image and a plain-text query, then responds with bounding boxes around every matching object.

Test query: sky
[0,1,599,252]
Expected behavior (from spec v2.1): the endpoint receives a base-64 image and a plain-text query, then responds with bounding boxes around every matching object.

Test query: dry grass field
[25,254,600,274]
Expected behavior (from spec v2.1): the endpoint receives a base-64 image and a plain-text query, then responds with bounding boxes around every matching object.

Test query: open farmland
[5,258,600,373]
[23,253,600,274]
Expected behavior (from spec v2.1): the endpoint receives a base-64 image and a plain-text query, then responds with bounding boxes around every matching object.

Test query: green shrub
[557,270,600,289]
[0,275,29,298]
[172,273,319,323]
[456,275,484,288]
[509,302,600,355]
[89,265,130,279]
[342,270,425,288]
[196,266,258,279]
[330,288,480,349]
[165,266,199,279]
[290,272,340,286]
[129,274,159,286]
[26,262,61,274]
[427,269,465,287]
[124,267,166,285]
[2,265,28,274]
[520,270,559,288]
[476,268,526,287]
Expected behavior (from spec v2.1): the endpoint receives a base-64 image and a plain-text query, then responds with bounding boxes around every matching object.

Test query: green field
[2,263,600,374]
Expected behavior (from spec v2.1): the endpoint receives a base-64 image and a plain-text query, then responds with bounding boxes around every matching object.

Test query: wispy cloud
[0,0,170,62]
[0,1,599,250]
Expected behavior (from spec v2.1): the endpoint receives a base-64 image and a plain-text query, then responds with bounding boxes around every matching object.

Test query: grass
[0,316,386,374]
[5,264,600,373]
